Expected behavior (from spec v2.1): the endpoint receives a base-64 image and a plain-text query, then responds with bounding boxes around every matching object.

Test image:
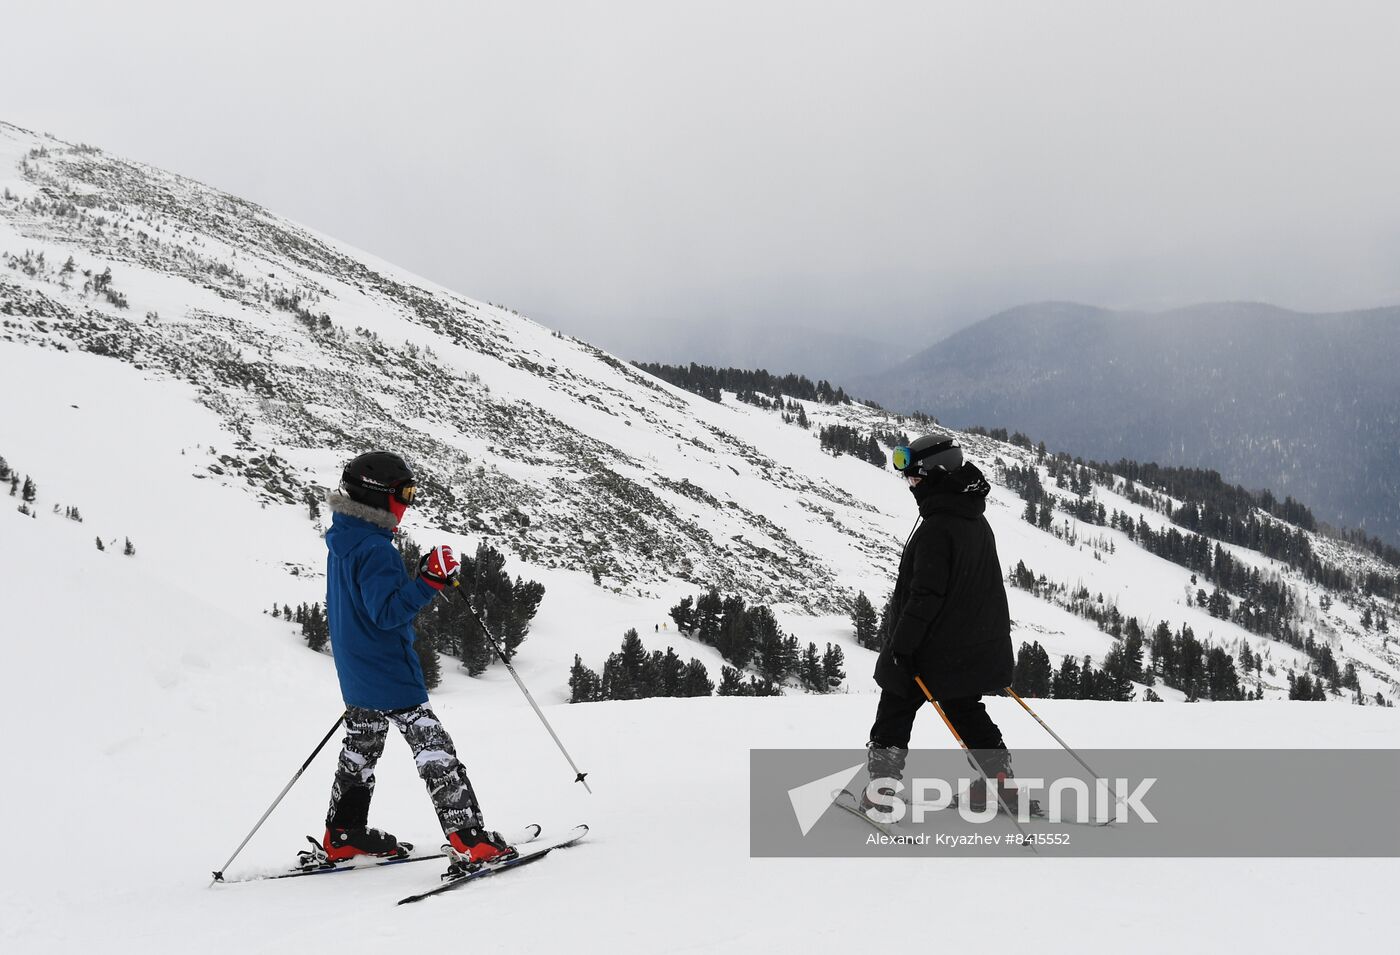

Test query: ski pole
[1002,685,1130,820]
[1002,686,1105,778]
[914,675,1036,852]
[211,713,345,883]
[453,586,592,793]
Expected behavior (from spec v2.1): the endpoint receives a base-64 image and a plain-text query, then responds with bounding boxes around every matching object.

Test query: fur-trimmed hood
[327,489,398,529]
[911,461,991,520]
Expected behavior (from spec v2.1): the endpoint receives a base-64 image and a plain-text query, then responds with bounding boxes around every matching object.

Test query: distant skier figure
[320,450,514,864]
[866,434,1028,815]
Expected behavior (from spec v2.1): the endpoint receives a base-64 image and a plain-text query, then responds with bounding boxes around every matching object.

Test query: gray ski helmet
[902,434,963,476]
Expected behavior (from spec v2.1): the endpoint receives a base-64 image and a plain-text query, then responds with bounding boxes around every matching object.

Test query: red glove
[418,545,460,590]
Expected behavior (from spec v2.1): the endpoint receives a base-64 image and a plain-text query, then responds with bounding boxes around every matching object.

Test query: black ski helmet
[897,434,963,477]
[341,450,417,511]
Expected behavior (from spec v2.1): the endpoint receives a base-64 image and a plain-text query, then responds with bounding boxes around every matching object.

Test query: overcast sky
[5,1,1400,359]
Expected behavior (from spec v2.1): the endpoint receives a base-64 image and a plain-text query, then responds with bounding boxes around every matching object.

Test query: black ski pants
[868,689,1005,752]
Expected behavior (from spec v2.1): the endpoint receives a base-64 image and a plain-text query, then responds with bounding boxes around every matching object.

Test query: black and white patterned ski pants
[326,704,482,836]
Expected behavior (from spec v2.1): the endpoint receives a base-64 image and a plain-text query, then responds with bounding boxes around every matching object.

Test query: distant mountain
[857,301,1400,545]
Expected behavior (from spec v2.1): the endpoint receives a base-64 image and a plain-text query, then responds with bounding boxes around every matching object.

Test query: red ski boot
[446,825,516,865]
[323,826,404,862]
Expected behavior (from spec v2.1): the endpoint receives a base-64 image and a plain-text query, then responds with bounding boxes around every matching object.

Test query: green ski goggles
[892,445,914,472]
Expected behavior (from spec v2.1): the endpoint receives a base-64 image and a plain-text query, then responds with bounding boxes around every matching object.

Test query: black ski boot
[966,750,1043,817]
[860,741,909,815]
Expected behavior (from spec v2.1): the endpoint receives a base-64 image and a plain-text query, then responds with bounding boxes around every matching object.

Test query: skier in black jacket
[865,433,1024,813]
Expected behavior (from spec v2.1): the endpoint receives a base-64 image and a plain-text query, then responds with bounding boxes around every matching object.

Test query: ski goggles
[892,445,914,472]
[347,476,418,505]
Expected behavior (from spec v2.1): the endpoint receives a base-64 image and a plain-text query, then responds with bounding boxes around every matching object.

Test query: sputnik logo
[786,763,864,836]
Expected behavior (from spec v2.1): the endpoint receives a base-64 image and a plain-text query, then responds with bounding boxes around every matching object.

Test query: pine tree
[1288,672,1304,700]
[123,537,136,556]
[757,630,798,684]
[1010,559,1036,591]
[694,588,723,648]
[460,606,494,676]
[658,647,684,697]
[8,474,18,496]
[501,578,545,655]
[875,591,894,647]
[1051,655,1081,698]
[1122,618,1146,683]
[822,643,846,690]
[1150,621,1176,685]
[1203,647,1241,700]
[850,592,878,649]
[1100,644,1135,701]
[21,476,36,502]
[1077,655,1101,700]
[718,595,753,666]
[717,665,746,697]
[799,642,824,692]
[669,595,695,633]
[602,629,651,700]
[0,457,9,481]
[568,655,602,703]
[1012,641,1053,697]
[1341,662,1360,692]
[680,659,714,697]
[95,536,105,551]
[303,603,329,653]
[416,633,442,690]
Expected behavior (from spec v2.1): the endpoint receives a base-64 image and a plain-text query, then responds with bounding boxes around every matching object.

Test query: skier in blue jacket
[320,450,514,865]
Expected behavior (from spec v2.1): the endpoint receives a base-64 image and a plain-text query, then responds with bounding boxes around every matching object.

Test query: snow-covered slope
[4,120,1395,705]
[2,122,1399,952]
[2,507,1397,953]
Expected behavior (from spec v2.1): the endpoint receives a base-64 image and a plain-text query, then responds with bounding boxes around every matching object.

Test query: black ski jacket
[873,463,1014,700]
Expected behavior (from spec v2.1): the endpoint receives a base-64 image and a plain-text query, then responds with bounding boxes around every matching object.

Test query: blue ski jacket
[324,497,437,710]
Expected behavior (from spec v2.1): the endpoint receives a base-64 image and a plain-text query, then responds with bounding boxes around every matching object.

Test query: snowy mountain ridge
[0,119,882,612]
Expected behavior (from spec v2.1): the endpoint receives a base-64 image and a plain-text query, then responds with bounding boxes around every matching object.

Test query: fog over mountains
[857,301,1400,546]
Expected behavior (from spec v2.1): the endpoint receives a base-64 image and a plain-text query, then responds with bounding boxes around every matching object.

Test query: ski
[831,789,897,837]
[396,824,589,906]
[213,824,543,884]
